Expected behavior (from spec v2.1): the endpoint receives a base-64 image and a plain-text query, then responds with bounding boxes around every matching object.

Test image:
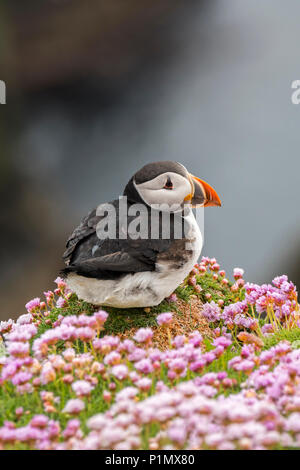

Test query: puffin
[62,161,221,308]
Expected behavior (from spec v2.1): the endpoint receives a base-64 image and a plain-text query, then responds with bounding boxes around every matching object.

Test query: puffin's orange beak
[185,174,222,207]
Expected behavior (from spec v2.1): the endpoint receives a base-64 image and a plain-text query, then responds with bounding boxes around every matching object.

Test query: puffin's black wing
[62,237,173,280]
[63,207,100,265]
[62,199,180,280]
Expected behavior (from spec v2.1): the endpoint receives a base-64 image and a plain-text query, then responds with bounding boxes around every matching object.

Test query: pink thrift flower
[11,371,32,386]
[167,293,178,303]
[111,364,129,381]
[15,407,23,417]
[135,359,154,374]
[25,298,40,313]
[30,415,49,428]
[115,387,138,402]
[7,342,29,358]
[0,319,14,334]
[56,297,67,309]
[211,263,220,272]
[137,377,152,391]
[94,310,108,326]
[63,348,76,362]
[54,277,66,289]
[157,312,173,326]
[17,314,33,325]
[76,327,95,342]
[41,362,56,385]
[133,328,153,344]
[172,335,186,349]
[103,390,112,402]
[62,419,81,439]
[272,275,288,288]
[188,331,203,347]
[104,351,121,366]
[63,399,85,415]
[202,301,221,322]
[72,380,94,397]
[233,268,244,279]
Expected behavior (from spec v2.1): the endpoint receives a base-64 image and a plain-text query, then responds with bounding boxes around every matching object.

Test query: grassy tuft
[263,327,300,349]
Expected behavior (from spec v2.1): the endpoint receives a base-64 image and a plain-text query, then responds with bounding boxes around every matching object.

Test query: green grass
[175,272,237,306]
[263,327,300,349]
[103,300,178,335]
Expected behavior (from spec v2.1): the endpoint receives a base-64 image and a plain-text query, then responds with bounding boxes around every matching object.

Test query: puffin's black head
[123,161,221,211]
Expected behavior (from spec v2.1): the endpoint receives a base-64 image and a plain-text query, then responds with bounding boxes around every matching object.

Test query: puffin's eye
[164,177,173,190]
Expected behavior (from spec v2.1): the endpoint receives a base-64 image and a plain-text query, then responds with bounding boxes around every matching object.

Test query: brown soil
[119,296,212,350]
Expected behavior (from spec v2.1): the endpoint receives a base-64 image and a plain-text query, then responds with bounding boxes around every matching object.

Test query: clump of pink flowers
[201,266,299,340]
[0,258,299,450]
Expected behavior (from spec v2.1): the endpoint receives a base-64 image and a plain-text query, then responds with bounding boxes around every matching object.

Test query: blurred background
[0,0,299,320]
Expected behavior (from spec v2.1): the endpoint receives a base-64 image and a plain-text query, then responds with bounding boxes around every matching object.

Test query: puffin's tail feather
[59,266,77,278]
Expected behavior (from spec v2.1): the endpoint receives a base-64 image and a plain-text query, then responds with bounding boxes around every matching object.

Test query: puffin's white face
[134,171,192,211]
[125,161,221,212]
